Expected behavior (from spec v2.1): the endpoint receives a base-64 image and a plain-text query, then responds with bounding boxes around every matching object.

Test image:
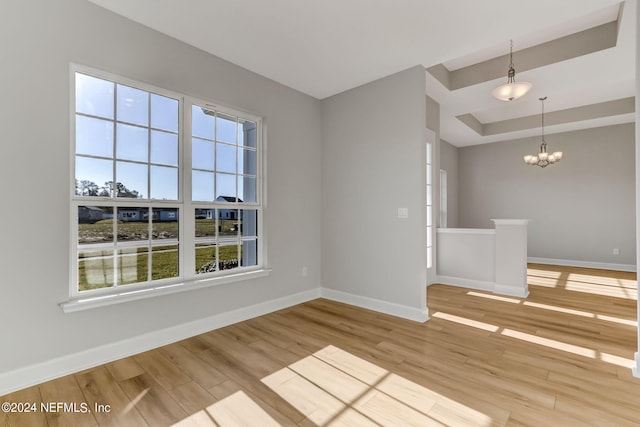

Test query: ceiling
[88,0,636,147]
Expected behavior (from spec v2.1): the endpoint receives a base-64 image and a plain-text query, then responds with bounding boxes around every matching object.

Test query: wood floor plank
[206,377,299,426]
[205,390,281,426]
[133,350,191,392]
[174,335,211,355]
[196,348,306,423]
[118,373,187,426]
[2,264,639,426]
[168,382,216,415]
[40,374,97,427]
[105,358,145,383]
[198,331,282,379]
[158,342,227,390]
[0,385,48,427]
[75,367,148,427]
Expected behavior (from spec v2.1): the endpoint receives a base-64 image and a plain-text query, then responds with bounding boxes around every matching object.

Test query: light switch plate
[397,208,408,219]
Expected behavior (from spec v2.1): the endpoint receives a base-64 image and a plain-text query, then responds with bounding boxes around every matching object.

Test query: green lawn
[77,219,246,291]
[78,245,180,291]
[78,219,179,244]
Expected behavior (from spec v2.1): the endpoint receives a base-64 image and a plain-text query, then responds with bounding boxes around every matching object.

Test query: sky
[75,72,257,202]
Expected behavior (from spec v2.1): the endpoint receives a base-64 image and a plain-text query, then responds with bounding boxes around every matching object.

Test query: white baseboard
[528,257,636,272]
[634,352,640,379]
[494,283,529,298]
[320,288,429,323]
[436,276,529,298]
[0,288,321,397]
[435,275,494,292]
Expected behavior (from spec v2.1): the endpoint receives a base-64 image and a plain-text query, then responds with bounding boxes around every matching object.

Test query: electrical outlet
[302,266,308,277]
[613,248,620,255]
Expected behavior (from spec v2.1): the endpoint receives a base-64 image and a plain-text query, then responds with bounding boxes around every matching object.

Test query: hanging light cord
[507,40,515,81]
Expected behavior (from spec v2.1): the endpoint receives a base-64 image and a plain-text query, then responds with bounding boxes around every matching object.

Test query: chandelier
[492,40,532,101]
[524,97,563,167]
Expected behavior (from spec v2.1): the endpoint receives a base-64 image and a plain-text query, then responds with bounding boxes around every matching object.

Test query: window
[439,169,447,228]
[190,102,259,275]
[426,140,433,269]
[71,66,263,299]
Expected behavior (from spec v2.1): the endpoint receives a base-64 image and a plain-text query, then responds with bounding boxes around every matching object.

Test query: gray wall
[440,139,459,228]
[0,0,322,373]
[458,123,636,266]
[321,67,427,310]
[635,0,639,373]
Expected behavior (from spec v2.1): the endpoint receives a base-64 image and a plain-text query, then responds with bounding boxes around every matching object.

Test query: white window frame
[439,169,447,228]
[65,64,267,312]
[426,139,433,269]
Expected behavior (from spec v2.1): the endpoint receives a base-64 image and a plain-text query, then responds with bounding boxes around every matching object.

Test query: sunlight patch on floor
[433,311,635,369]
[562,281,636,300]
[466,290,636,327]
[262,345,493,426]
[172,391,280,426]
[526,276,561,288]
[523,301,593,317]
[431,312,500,332]
[526,267,637,301]
[499,329,596,359]
[523,301,637,326]
[596,314,637,326]
[466,291,521,304]
[526,268,563,279]
[566,273,637,289]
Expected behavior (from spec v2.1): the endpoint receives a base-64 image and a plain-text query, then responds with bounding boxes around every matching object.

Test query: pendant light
[523,97,563,167]
[492,40,532,101]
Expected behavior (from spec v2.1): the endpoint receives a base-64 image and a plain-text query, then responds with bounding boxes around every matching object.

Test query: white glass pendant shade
[492,81,532,101]
[492,41,532,101]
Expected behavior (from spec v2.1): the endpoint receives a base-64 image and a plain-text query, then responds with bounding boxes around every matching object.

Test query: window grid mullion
[113,206,119,287]
[147,90,152,202]
[148,207,153,282]
[72,69,262,296]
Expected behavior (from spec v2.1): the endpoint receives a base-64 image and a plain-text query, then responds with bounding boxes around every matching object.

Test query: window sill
[60,268,272,313]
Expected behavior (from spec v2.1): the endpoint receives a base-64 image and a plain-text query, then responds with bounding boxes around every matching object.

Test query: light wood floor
[1,264,639,426]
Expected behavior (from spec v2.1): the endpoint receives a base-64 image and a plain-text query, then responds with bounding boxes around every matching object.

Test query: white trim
[439,169,447,228]
[435,275,494,292]
[436,228,496,235]
[436,275,529,298]
[633,352,640,378]
[320,288,429,323]
[1,287,321,397]
[61,269,272,313]
[528,257,636,272]
[491,219,529,226]
[494,283,529,298]
[69,64,266,303]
